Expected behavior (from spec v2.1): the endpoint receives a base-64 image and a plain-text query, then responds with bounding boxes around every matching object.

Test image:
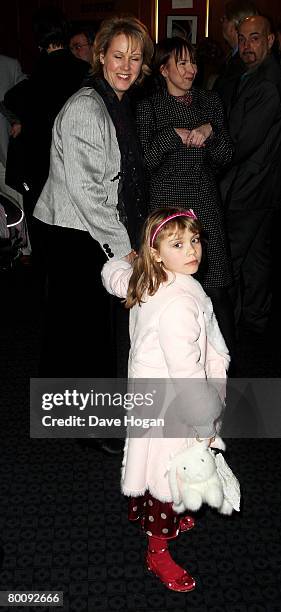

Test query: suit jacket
[0,55,25,165]
[213,50,245,101]
[34,87,131,260]
[220,55,281,210]
[102,258,229,501]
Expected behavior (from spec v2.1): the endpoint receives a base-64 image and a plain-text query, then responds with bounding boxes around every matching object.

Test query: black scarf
[84,76,147,249]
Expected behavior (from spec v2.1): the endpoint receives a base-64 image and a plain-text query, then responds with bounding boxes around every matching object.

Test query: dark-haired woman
[136,37,236,360]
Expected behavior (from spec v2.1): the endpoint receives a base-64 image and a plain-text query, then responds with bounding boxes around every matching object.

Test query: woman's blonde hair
[125,208,202,309]
[92,15,154,84]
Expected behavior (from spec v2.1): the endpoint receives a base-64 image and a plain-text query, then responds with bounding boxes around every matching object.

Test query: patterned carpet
[0,265,280,612]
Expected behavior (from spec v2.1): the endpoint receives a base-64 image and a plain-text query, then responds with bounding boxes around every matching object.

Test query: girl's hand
[174,127,191,144]
[196,435,216,446]
[186,123,213,147]
[123,250,138,264]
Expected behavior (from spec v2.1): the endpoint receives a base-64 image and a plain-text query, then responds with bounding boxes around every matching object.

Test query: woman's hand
[123,250,138,264]
[174,128,191,144]
[185,123,213,147]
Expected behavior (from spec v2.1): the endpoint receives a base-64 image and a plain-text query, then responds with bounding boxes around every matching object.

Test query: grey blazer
[33,87,131,260]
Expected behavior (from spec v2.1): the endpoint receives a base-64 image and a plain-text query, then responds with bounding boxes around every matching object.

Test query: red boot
[146,536,196,592]
[180,515,195,532]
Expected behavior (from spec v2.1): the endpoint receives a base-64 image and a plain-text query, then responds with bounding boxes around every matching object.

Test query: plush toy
[168,439,240,515]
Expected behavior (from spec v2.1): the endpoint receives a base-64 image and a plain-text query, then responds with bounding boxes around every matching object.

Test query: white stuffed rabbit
[168,439,240,515]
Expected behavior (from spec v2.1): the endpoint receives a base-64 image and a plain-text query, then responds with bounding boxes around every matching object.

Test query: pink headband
[150,210,198,247]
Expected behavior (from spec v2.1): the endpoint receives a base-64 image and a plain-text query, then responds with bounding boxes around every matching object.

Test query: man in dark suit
[4,7,89,250]
[214,0,259,97]
[220,15,281,333]
[0,54,25,203]
[69,27,95,65]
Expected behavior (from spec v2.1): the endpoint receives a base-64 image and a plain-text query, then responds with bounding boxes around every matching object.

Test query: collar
[162,85,196,100]
[171,91,192,106]
[243,53,272,76]
[93,76,128,106]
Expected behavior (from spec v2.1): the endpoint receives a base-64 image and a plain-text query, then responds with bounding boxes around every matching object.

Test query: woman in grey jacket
[33,17,153,388]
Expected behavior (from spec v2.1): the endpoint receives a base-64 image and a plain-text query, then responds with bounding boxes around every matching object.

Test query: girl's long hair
[125,208,202,309]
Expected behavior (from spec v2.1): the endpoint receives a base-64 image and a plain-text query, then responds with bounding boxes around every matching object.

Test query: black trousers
[38,223,115,378]
[226,209,274,331]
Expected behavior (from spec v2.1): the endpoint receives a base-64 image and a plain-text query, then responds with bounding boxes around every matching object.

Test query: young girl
[102,208,230,592]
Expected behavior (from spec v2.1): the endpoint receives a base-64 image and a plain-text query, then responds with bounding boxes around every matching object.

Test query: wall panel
[1,0,281,73]
[157,0,208,43]
[0,0,154,73]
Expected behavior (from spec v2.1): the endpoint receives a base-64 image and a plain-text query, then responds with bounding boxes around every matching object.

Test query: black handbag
[0,193,26,269]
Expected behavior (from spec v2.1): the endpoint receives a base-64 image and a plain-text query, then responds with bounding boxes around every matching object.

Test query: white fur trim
[147,484,173,503]
[122,485,148,497]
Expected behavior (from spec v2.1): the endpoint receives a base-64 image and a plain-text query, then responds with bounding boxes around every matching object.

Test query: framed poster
[172,1,193,7]
[166,15,198,44]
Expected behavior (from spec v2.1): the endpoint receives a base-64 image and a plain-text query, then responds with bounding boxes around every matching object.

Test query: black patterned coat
[136,87,233,287]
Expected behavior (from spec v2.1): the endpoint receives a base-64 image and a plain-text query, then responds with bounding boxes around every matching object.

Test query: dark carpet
[0,265,280,612]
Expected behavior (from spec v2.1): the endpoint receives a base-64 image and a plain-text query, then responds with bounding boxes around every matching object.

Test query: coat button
[103,243,109,249]
[108,253,114,258]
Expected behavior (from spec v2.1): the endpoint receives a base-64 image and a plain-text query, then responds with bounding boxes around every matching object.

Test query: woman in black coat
[136,37,236,359]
